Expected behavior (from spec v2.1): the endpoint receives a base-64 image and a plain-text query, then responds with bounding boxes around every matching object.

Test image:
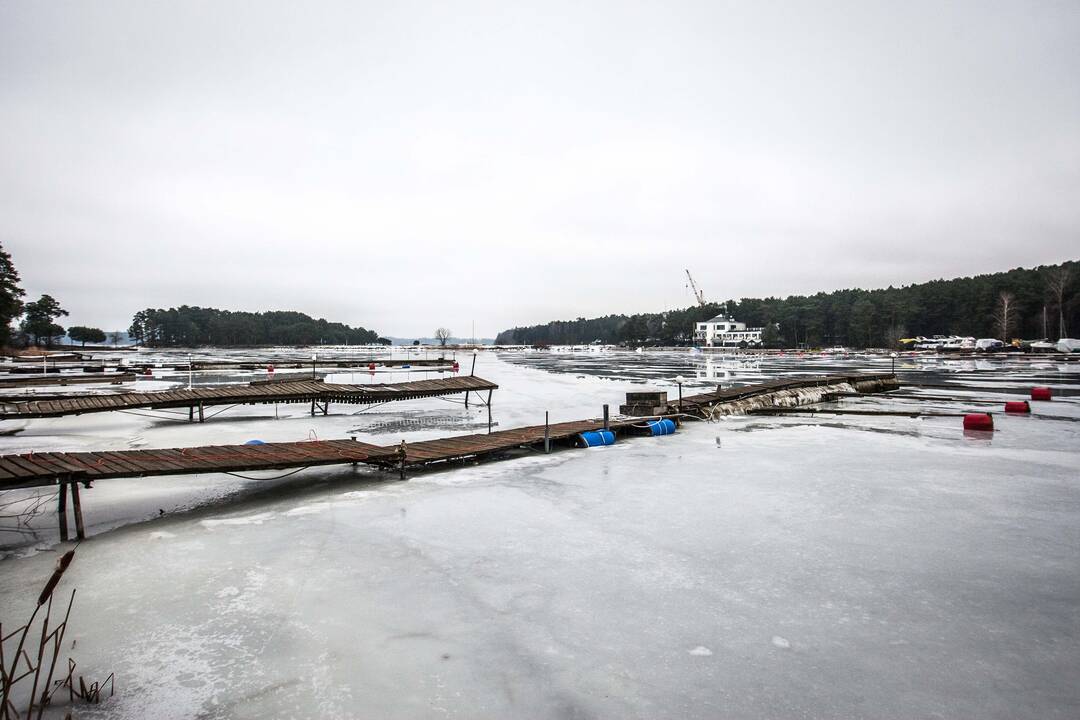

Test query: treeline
[129,307,386,347]
[495,261,1079,348]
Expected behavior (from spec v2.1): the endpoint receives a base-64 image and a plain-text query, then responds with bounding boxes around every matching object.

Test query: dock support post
[603,404,609,431]
[544,412,550,454]
[464,391,469,408]
[57,479,69,542]
[70,481,85,540]
[397,440,407,481]
[470,353,477,376]
[487,389,493,434]
[198,402,204,423]
[189,405,194,422]
[311,398,316,416]
[323,401,329,416]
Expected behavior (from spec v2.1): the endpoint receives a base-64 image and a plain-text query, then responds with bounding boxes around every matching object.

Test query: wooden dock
[0,372,137,389]
[673,372,898,413]
[0,372,899,540]
[0,375,498,421]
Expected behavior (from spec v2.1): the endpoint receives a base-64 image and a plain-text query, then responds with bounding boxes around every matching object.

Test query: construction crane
[685,269,707,307]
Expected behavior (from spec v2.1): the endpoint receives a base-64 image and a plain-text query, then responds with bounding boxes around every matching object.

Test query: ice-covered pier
[0,375,498,421]
[0,372,898,540]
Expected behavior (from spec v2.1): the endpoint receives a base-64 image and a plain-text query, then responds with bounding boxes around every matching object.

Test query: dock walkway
[0,375,497,421]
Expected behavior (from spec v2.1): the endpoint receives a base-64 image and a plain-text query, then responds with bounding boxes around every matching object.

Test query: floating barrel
[1031,386,1052,401]
[368,362,376,371]
[1004,401,1030,414]
[647,418,677,436]
[579,430,616,447]
[452,361,460,372]
[963,413,994,431]
[244,439,266,445]
[401,364,411,369]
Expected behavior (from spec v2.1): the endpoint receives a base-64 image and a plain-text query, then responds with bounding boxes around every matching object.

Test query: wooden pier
[0,372,898,540]
[672,372,898,413]
[0,375,497,421]
[0,372,136,389]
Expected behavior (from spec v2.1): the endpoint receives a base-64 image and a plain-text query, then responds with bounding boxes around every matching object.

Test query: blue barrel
[579,430,616,447]
[244,439,266,445]
[647,419,677,436]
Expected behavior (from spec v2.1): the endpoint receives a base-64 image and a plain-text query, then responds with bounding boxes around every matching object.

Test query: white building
[694,314,767,347]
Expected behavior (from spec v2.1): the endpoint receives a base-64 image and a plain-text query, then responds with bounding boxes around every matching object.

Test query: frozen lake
[1,349,1078,718]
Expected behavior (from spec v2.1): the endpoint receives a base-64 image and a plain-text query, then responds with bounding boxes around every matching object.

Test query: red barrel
[143,367,153,376]
[963,413,994,431]
[1031,387,1052,401]
[368,362,376,371]
[452,361,460,372]
[267,364,274,374]
[1004,401,1030,414]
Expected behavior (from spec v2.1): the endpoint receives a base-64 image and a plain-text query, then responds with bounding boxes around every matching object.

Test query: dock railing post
[70,481,85,540]
[470,349,477,376]
[544,411,550,454]
[603,404,609,431]
[57,479,69,542]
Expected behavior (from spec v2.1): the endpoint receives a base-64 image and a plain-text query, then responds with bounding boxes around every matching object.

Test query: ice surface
[1,349,1078,718]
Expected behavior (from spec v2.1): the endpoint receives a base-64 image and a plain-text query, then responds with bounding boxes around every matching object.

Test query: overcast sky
[1,1,1078,337]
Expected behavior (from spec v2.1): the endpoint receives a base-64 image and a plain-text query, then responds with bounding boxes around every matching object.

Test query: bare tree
[433,327,452,347]
[1047,266,1072,339]
[992,291,1017,342]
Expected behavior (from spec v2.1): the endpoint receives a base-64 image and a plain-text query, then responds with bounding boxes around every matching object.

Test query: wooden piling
[57,480,69,542]
[603,404,609,431]
[544,412,550,454]
[487,389,493,434]
[198,402,204,423]
[189,405,194,422]
[70,481,85,540]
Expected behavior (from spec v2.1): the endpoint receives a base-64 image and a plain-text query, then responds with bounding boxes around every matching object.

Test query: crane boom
[685,269,706,307]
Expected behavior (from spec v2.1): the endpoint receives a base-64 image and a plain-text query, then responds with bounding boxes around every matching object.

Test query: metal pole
[470,350,477,376]
[487,389,493,434]
[544,411,550,453]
